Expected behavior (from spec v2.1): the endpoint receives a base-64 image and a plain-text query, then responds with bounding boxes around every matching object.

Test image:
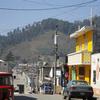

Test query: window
[14,76,16,79]
[0,76,13,85]
[84,34,88,50]
[72,80,88,85]
[93,70,96,84]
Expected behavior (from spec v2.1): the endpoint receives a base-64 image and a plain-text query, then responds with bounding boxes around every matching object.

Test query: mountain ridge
[0,16,100,62]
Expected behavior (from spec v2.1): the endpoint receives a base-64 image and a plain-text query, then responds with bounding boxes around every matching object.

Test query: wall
[76,31,93,52]
[85,65,90,84]
[13,69,31,94]
[91,53,100,95]
[93,29,100,53]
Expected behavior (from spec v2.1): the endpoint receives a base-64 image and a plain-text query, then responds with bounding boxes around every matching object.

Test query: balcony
[68,51,91,65]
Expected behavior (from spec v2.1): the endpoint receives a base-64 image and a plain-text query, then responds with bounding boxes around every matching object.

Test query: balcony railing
[68,51,91,65]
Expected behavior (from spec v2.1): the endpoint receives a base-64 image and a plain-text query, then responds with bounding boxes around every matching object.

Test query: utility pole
[90,8,93,27]
[54,25,58,94]
[36,61,38,93]
[36,57,40,93]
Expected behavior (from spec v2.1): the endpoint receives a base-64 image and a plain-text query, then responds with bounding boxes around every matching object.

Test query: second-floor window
[79,38,82,51]
[84,34,88,50]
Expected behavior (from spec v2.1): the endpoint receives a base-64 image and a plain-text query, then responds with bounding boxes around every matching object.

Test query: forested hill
[0,16,100,48]
[0,16,100,61]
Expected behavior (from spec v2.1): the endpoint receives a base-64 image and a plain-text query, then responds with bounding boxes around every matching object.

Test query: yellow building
[67,26,93,84]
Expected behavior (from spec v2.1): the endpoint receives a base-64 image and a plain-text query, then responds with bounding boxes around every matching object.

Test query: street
[14,94,62,100]
[14,93,100,100]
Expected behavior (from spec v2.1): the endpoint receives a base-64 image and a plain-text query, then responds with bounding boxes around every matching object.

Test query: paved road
[14,93,99,100]
[15,94,62,100]
[14,94,37,100]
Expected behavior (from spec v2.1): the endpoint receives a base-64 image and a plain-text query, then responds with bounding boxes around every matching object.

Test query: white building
[91,53,100,95]
[12,67,31,94]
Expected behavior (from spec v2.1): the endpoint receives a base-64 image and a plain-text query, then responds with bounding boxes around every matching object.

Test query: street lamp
[54,25,58,94]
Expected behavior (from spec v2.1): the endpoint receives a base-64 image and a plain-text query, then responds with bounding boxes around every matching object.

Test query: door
[72,66,76,80]
[18,85,24,94]
[79,67,85,80]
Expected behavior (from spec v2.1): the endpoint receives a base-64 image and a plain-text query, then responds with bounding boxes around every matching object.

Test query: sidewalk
[93,95,100,100]
[14,92,20,95]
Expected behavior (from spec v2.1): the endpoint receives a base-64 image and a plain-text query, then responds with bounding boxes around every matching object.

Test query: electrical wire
[51,5,84,18]
[23,0,100,7]
[23,0,62,7]
[0,0,98,11]
[51,2,99,19]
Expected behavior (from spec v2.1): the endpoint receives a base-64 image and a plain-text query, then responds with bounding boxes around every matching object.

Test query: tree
[5,51,15,68]
[5,51,15,61]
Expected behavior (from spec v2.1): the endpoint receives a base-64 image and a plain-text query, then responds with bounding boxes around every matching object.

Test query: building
[91,53,100,96]
[91,27,100,96]
[38,61,51,84]
[38,56,63,94]
[49,59,63,94]
[39,62,52,94]
[67,26,93,84]
[12,66,31,94]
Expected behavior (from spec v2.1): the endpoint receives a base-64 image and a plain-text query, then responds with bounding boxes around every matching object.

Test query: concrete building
[37,56,63,94]
[12,66,31,94]
[91,53,100,96]
[67,26,100,96]
[38,61,52,90]
[91,27,100,96]
[67,26,93,84]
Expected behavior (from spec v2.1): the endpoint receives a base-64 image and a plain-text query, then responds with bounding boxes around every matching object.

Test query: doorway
[72,66,76,80]
[79,67,85,80]
[18,85,24,94]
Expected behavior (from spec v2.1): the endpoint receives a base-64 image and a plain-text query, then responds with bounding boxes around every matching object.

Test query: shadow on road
[92,97,98,100]
[14,95,37,100]
[71,97,98,100]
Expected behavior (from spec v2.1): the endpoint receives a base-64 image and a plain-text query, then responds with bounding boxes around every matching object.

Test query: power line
[23,0,62,7]
[50,1,99,19]
[46,1,99,20]
[51,5,85,18]
[0,0,98,11]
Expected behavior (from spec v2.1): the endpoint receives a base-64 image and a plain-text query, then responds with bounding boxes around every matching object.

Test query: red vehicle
[0,72,14,100]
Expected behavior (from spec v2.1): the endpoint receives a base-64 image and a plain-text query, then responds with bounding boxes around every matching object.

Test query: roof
[70,26,93,38]
[0,60,5,62]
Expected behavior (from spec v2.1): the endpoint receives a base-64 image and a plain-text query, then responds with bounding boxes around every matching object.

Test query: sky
[0,0,100,35]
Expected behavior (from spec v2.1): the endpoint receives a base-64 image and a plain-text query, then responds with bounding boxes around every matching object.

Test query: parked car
[63,80,94,100]
[40,82,53,94]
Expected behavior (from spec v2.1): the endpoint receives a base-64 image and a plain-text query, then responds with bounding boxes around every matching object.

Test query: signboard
[56,70,61,76]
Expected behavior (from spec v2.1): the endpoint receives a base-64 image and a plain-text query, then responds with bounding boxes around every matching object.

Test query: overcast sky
[0,0,100,35]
